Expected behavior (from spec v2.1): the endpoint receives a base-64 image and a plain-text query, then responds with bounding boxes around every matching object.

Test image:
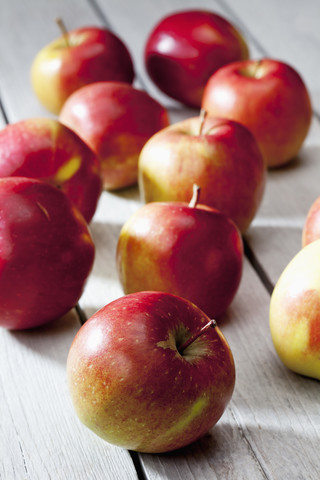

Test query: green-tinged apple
[202,58,312,168]
[60,81,170,190]
[138,114,266,233]
[302,196,320,247]
[116,186,243,318]
[0,177,95,330]
[269,240,320,380]
[31,23,134,114]
[145,9,249,108]
[0,118,102,223]
[67,291,235,453]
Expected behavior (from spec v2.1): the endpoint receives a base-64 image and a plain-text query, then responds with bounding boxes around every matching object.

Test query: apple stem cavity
[178,319,217,355]
[199,109,208,135]
[189,184,201,208]
[56,17,70,47]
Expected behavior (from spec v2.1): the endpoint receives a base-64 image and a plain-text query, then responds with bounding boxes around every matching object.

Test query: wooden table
[1,0,320,479]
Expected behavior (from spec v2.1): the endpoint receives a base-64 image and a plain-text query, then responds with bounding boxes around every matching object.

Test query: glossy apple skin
[116,201,243,318]
[202,58,312,168]
[0,177,95,330]
[31,26,135,115]
[302,196,320,247]
[145,10,249,108]
[269,240,320,380]
[0,118,102,223]
[67,291,235,453]
[60,81,170,190]
[138,116,266,233]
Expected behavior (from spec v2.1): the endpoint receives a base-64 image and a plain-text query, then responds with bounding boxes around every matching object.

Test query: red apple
[67,291,235,453]
[144,9,249,108]
[116,186,243,318]
[138,114,266,233]
[202,58,312,168]
[0,177,95,330]
[60,81,170,190]
[302,196,320,247]
[0,118,102,223]
[31,24,135,115]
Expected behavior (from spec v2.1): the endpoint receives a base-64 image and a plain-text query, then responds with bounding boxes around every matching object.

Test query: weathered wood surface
[1,0,320,479]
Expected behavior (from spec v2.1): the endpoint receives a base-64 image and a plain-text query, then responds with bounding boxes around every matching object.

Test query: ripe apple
[269,239,320,380]
[67,291,235,453]
[116,186,243,318]
[60,81,170,190]
[144,9,249,108]
[31,24,135,115]
[0,118,102,223]
[302,196,320,247]
[202,58,312,168]
[138,114,266,233]
[0,177,95,330]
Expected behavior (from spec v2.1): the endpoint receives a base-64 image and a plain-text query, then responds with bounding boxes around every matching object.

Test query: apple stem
[253,59,263,78]
[189,184,201,208]
[199,109,208,135]
[56,17,70,47]
[178,319,217,354]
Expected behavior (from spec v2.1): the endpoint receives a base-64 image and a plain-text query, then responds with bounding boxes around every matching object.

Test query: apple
[269,239,320,380]
[60,81,170,190]
[31,24,135,115]
[302,196,320,247]
[116,185,243,318]
[67,291,235,453]
[0,177,95,330]
[0,118,102,223]
[144,9,249,108]
[138,114,266,233]
[202,58,312,168]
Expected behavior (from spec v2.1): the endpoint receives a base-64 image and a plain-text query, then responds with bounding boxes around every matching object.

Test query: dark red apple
[0,177,95,330]
[145,9,249,107]
[0,118,102,223]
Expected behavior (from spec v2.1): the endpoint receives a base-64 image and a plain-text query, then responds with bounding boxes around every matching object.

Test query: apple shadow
[9,308,80,366]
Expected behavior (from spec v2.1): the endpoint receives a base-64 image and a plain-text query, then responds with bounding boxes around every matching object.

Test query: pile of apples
[0,9,316,453]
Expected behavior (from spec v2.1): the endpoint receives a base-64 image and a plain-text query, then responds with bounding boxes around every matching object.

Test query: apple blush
[67,291,235,453]
[0,177,95,330]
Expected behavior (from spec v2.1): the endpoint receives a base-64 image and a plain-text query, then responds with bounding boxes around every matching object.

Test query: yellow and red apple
[202,58,312,168]
[145,9,249,107]
[31,26,135,114]
[60,81,170,190]
[0,118,102,223]
[138,114,266,233]
[269,240,320,380]
[116,187,243,318]
[67,291,235,453]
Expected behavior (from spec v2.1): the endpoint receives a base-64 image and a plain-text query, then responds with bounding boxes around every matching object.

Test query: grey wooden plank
[0,309,138,480]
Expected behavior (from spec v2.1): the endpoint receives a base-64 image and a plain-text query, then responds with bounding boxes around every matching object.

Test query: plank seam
[243,238,274,295]
[229,407,271,480]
